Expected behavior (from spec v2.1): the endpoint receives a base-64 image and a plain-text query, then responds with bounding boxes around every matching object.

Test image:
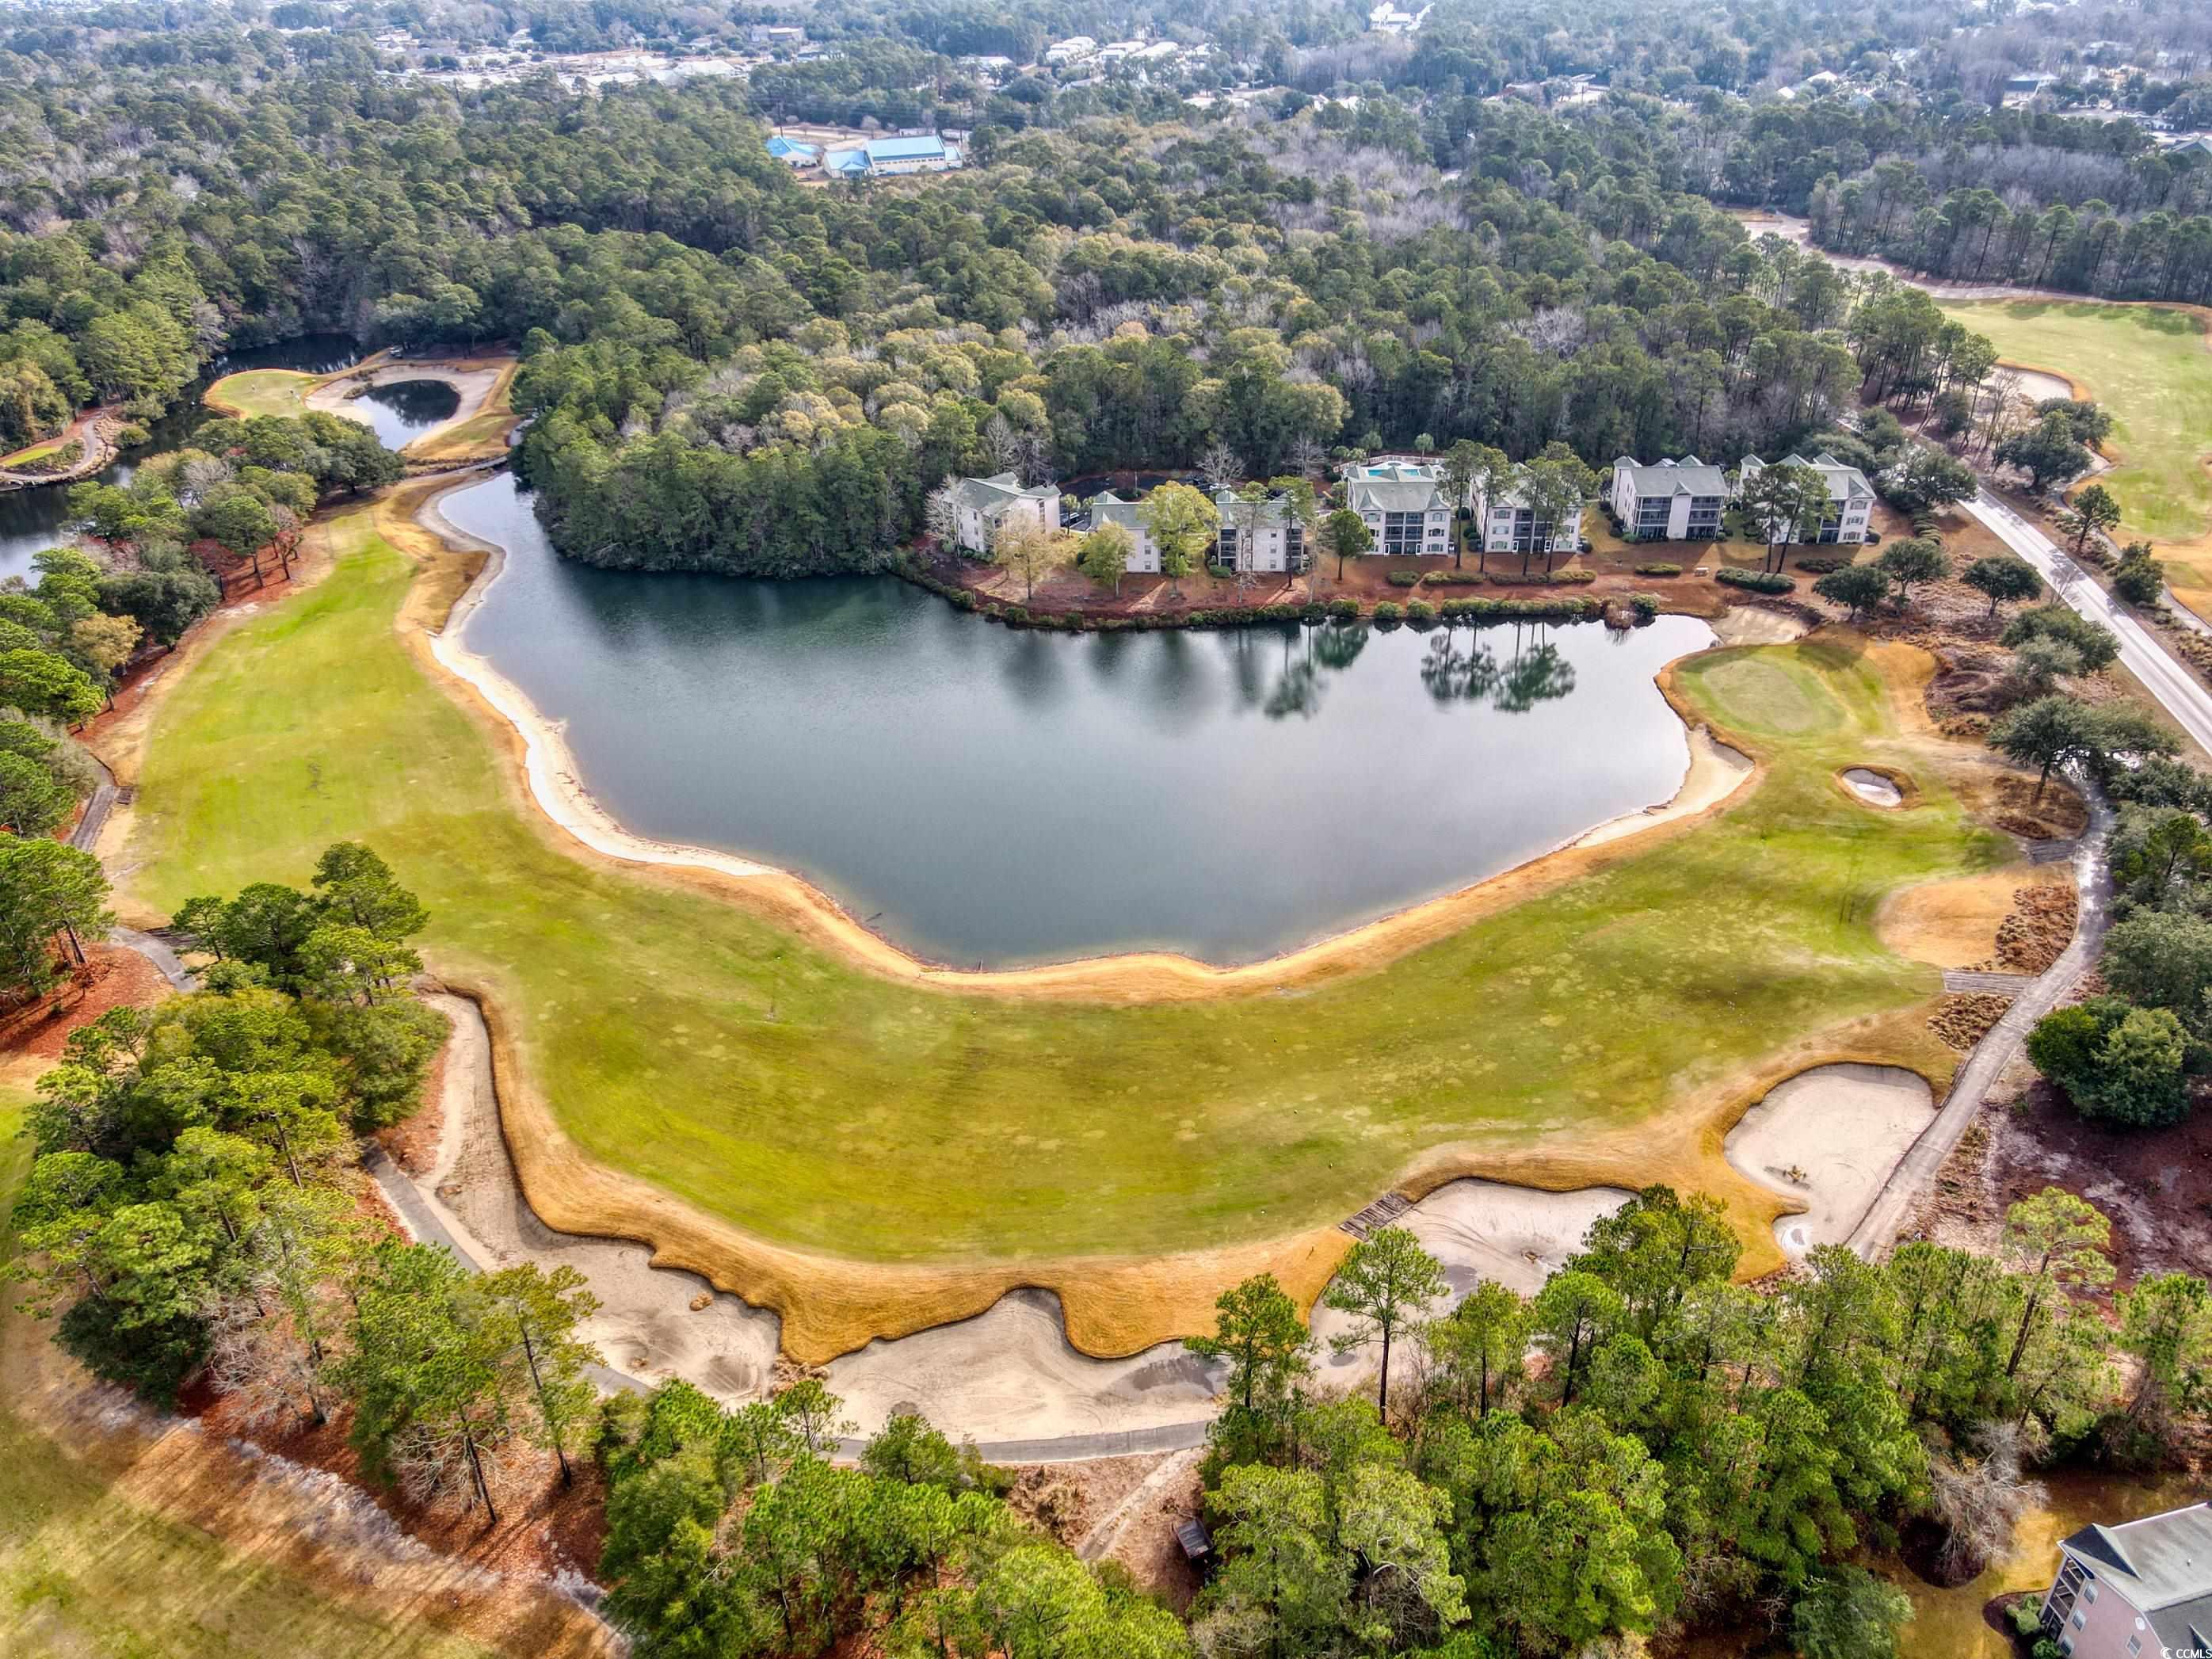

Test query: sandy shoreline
[417,475,1757,982]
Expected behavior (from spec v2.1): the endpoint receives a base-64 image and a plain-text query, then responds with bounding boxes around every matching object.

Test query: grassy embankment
[0,1095,511,1658]
[1939,299,2212,612]
[117,481,2005,1318]
[0,436,70,468]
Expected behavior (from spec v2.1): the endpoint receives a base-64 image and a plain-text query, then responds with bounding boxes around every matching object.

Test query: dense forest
[5,0,2206,585]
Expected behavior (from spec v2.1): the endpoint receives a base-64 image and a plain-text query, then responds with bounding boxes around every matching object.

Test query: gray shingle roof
[1616,456,1729,498]
[952,471,1051,516]
[2061,1502,2212,1646]
[1350,479,1446,513]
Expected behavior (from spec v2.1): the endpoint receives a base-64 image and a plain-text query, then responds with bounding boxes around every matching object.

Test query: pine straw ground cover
[113,481,2014,1357]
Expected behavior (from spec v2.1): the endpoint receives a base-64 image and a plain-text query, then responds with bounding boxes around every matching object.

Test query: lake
[447,472,1717,967]
[0,336,460,582]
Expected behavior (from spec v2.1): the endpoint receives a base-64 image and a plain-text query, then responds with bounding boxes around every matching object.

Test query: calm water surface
[344,379,460,450]
[449,473,1715,967]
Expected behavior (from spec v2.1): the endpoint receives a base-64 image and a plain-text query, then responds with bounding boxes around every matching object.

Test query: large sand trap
[1310,1181,1630,1374]
[823,1291,1225,1442]
[1724,1062,1935,1259]
[1710,605,1811,646]
[414,993,1223,1443]
[310,359,505,457]
[413,993,783,1398]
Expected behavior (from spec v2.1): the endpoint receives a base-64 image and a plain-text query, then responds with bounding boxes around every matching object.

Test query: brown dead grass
[1878,861,2072,971]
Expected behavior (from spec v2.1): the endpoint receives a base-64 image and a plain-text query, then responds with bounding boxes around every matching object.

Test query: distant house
[950,472,1059,555]
[2042,1501,2212,1656]
[765,135,819,168]
[1737,452,1877,544]
[822,134,963,177]
[1343,460,1455,556]
[1046,35,1097,66]
[1608,456,1729,542]
[1087,491,1161,572]
[1473,467,1585,558]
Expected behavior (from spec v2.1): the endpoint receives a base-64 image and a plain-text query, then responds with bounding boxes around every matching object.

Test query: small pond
[447,472,1720,967]
[338,378,460,452]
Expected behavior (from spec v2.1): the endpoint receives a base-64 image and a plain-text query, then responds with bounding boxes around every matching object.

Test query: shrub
[2032,1640,2062,1659]
[1386,570,1422,587]
[2114,543,2165,605]
[1372,601,1403,626]
[1794,557,1845,574]
[1634,562,1681,577]
[1714,566,1796,593]
[1420,570,1485,585]
[2008,1597,2043,1637]
[1327,597,1359,620]
[114,421,151,448]
[1630,593,1661,619]
[1405,600,1438,627]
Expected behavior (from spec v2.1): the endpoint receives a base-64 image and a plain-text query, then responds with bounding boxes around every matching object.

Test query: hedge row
[1486,566,1596,586]
[901,563,1611,632]
[1714,566,1797,593]
[1633,562,1682,577]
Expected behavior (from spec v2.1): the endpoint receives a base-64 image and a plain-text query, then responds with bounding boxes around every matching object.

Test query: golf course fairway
[112,479,2007,1359]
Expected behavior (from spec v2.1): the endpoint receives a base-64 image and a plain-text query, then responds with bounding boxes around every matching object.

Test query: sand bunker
[1724,1062,1935,1259]
[411,993,783,1398]
[1310,1182,1630,1374]
[1710,605,1811,646]
[823,1291,1225,1442]
[1843,767,1904,807]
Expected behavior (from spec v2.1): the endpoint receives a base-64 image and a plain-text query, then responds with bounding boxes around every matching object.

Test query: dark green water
[447,472,1715,967]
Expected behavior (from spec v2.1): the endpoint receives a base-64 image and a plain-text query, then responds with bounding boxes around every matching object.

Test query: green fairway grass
[0,1096,505,1659]
[1939,299,2212,551]
[122,502,2002,1264]
[204,368,321,420]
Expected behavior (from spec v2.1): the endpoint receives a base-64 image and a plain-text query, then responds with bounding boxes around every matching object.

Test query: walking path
[1849,790,2112,1256]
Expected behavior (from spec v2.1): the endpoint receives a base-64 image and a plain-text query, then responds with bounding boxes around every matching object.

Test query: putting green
[204,368,321,421]
[116,481,2004,1294]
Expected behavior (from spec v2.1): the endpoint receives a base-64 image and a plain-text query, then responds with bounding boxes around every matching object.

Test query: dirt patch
[1924,1074,2212,1291]
[0,943,170,1070]
[1880,863,2073,971]
[1724,1063,1937,1259]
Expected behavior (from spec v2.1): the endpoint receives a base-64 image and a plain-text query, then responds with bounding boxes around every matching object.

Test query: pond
[446,472,1719,967]
[335,378,460,451]
[0,334,442,583]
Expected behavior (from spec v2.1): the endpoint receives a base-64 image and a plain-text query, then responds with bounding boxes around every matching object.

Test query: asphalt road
[1961,489,2212,753]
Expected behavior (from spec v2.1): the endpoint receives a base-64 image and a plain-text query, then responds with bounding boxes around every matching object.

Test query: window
[2084,1584,2098,1605]
[2072,1608,2085,1630]
[2129,1634,2142,1654]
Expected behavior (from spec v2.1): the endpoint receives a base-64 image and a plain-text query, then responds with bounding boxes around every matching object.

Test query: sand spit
[1723,1062,1936,1258]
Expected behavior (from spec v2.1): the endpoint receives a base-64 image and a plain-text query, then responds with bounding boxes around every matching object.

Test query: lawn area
[0,436,68,468]
[1939,299,2212,598]
[204,367,321,420]
[0,1096,506,1659]
[118,489,2004,1280]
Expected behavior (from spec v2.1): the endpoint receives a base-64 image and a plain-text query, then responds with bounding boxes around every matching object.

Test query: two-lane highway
[1962,489,2212,753]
